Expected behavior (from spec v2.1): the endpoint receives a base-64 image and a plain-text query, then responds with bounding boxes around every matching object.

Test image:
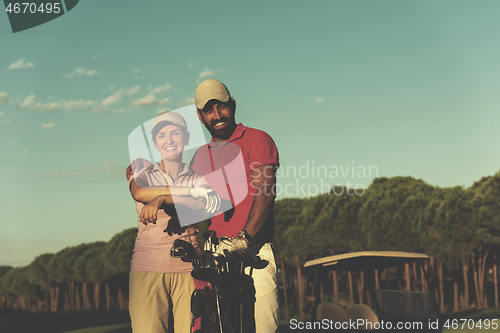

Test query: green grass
[2,307,500,333]
[278,301,500,332]
[62,323,131,333]
[0,310,131,333]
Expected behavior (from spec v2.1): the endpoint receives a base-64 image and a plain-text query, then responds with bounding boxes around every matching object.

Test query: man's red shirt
[190,123,279,243]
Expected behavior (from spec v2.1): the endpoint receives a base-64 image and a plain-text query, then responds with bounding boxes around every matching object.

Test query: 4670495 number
[444,318,499,330]
[5,3,61,14]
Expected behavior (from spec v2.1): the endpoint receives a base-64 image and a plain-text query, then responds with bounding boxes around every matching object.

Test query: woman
[128,111,219,333]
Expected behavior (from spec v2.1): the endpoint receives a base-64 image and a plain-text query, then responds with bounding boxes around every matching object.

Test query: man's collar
[209,123,247,148]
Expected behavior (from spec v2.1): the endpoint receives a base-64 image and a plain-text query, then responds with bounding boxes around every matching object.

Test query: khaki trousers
[129,271,194,333]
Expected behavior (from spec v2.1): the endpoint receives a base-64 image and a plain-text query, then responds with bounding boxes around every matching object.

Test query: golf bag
[171,237,263,333]
[191,272,255,333]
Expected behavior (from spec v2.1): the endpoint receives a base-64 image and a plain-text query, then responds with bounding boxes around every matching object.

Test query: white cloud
[19,95,36,108]
[0,92,9,105]
[135,75,146,80]
[199,69,214,79]
[131,94,170,107]
[91,105,125,114]
[313,97,325,103]
[34,102,61,111]
[7,58,34,70]
[156,107,171,114]
[19,95,61,111]
[41,122,55,130]
[180,97,195,107]
[127,85,141,95]
[188,63,194,69]
[65,68,101,78]
[91,106,106,113]
[38,161,123,177]
[100,161,118,167]
[133,69,142,73]
[149,83,172,95]
[9,140,17,146]
[102,92,122,106]
[197,68,222,81]
[19,95,96,111]
[62,100,97,110]
[20,150,29,155]
[101,85,141,106]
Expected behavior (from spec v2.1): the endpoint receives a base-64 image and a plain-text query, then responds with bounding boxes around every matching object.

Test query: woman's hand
[139,195,166,225]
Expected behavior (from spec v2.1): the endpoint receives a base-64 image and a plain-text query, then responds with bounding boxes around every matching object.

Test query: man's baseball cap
[151,111,187,135]
[195,79,231,110]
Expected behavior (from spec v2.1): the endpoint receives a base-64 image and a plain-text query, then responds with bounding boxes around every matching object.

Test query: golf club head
[170,239,197,260]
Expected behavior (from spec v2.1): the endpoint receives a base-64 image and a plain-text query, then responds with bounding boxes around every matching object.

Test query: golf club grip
[247,255,262,267]
[237,252,263,267]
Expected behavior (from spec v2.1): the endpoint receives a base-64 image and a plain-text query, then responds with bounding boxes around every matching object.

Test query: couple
[128,79,280,333]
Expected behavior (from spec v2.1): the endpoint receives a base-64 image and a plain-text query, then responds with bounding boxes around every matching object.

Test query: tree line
[0,229,136,314]
[1,171,499,319]
[275,172,500,320]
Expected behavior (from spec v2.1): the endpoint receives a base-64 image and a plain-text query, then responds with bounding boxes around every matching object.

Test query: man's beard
[204,117,236,140]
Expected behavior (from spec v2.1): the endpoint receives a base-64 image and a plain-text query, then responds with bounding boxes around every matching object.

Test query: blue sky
[1,0,500,266]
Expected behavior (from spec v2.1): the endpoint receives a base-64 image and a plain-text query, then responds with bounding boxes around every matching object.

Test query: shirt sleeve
[134,168,150,187]
[247,130,279,170]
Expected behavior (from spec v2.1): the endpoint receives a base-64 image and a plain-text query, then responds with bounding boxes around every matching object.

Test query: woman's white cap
[151,111,187,134]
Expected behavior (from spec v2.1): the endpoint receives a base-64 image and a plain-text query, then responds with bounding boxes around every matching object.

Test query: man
[191,79,280,333]
[127,79,280,332]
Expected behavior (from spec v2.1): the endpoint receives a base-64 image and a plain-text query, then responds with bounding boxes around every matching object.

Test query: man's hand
[139,196,165,225]
[215,238,248,254]
[126,158,153,180]
[189,187,221,214]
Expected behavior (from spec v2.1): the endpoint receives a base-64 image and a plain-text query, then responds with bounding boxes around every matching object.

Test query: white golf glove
[215,238,248,255]
[189,187,221,214]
